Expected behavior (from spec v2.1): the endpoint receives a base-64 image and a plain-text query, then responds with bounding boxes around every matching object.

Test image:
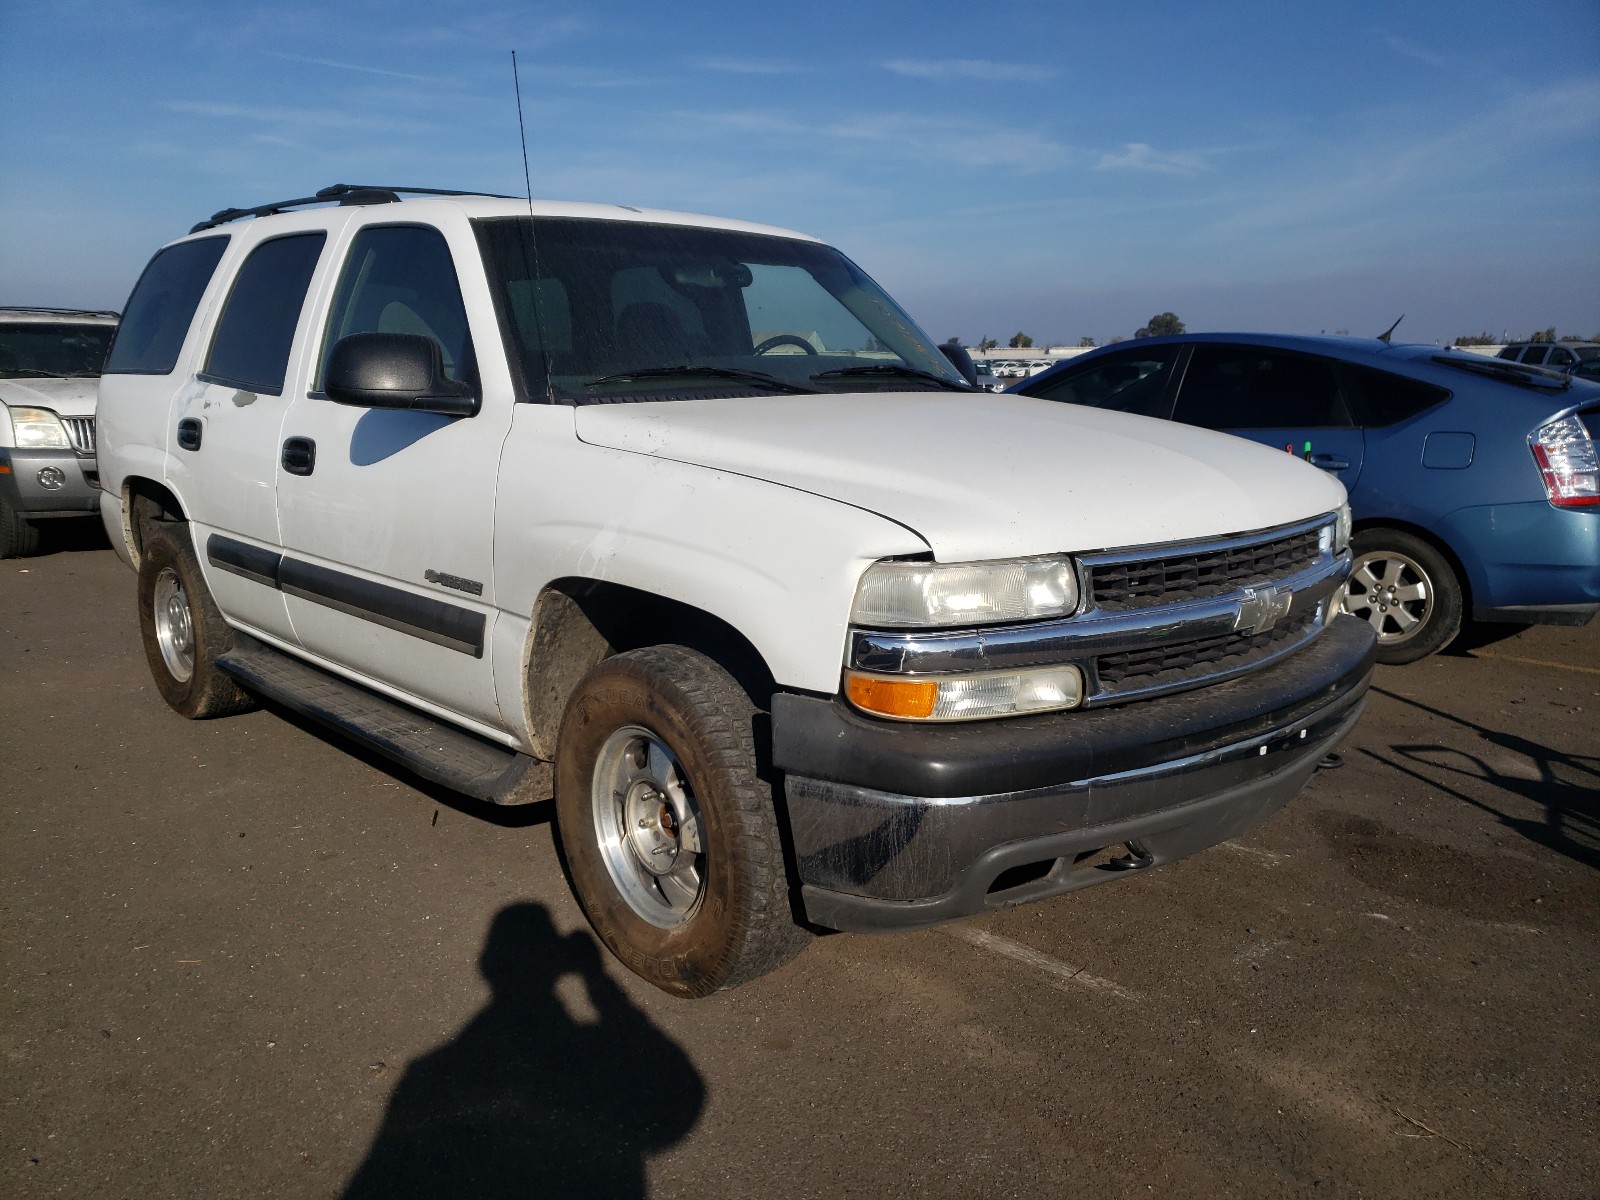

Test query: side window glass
[1345,366,1448,426]
[1548,347,1573,366]
[1520,346,1548,365]
[104,237,230,375]
[203,233,326,395]
[1025,347,1178,418]
[319,225,472,388]
[1172,346,1345,429]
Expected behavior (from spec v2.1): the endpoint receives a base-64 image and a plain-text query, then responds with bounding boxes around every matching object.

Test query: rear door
[171,229,329,643]
[1170,344,1365,490]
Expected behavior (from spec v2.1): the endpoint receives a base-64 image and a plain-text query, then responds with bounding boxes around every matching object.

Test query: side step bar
[216,633,550,805]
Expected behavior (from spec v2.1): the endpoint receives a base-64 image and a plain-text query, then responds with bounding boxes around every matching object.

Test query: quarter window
[203,233,326,395]
[105,237,229,375]
[1172,346,1347,429]
[1345,366,1448,426]
[319,225,472,389]
[1023,347,1179,418]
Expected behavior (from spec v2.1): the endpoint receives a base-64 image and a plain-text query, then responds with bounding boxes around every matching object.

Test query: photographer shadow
[342,902,704,1199]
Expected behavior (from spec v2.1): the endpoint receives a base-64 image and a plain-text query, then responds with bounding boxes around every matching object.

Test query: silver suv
[0,307,118,557]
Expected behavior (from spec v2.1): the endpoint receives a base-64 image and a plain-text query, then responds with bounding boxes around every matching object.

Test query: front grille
[1090,527,1322,611]
[61,416,96,454]
[1096,611,1317,691]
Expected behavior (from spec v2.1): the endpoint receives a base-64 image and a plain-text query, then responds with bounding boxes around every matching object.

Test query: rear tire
[0,495,41,559]
[555,645,808,997]
[1342,528,1463,664]
[136,523,255,719]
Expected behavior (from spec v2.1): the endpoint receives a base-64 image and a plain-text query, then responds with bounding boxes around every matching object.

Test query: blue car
[1012,334,1600,663]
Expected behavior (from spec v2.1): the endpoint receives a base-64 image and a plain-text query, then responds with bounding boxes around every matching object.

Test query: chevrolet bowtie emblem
[1235,584,1293,635]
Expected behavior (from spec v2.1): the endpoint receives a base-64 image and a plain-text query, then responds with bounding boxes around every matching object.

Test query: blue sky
[3,0,1597,346]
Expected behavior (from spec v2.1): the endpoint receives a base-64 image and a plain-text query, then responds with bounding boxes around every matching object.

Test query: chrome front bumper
[774,615,1375,931]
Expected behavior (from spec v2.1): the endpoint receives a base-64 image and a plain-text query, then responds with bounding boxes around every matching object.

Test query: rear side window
[1172,346,1347,429]
[1345,366,1449,426]
[1519,346,1548,365]
[318,224,472,388]
[1024,347,1179,418]
[203,233,326,395]
[104,237,229,375]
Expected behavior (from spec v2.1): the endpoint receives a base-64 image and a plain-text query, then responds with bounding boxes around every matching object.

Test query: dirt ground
[3,527,1596,1199]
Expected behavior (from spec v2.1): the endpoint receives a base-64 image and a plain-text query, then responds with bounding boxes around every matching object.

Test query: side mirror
[937,342,979,387]
[324,332,479,417]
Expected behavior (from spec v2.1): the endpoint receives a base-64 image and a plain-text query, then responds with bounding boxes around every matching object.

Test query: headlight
[846,664,1084,721]
[8,406,71,450]
[1320,503,1352,555]
[851,554,1079,628]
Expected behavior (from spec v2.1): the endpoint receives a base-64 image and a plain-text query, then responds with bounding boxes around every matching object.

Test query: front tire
[1341,528,1463,664]
[136,523,255,718]
[0,495,41,559]
[554,646,808,997]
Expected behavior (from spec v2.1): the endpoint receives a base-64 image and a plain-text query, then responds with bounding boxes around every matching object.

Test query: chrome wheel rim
[1341,550,1433,643]
[591,726,704,929]
[153,567,195,682]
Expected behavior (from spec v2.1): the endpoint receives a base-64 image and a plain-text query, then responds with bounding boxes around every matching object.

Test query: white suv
[97,185,1373,996]
[0,307,118,556]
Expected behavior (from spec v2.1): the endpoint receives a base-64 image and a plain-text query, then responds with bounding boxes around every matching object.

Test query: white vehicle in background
[0,307,118,557]
[96,184,1372,998]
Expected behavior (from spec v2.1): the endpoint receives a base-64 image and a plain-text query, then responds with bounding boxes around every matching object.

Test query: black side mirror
[937,342,979,387]
[324,332,479,417]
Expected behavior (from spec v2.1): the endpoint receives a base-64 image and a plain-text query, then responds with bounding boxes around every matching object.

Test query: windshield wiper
[585,365,819,395]
[810,364,973,392]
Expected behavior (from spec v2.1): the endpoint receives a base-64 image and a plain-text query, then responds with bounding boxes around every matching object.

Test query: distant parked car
[0,307,119,557]
[1012,334,1600,663]
[1497,342,1600,373]
[973,361,1004,392]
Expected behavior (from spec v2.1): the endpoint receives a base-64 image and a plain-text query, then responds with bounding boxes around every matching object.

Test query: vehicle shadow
[1361,686,1600,871]
[341,901,705,1199]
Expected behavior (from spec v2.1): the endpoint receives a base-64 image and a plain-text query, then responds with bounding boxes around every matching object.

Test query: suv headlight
[850,554,1079,628]
[7,406,71,450]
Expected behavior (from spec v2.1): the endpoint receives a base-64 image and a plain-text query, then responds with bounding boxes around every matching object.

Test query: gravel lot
[4,529,1596,1199]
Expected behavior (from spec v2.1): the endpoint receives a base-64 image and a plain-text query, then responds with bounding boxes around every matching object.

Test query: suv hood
[575,393,1346,560]
[0,376,99,418]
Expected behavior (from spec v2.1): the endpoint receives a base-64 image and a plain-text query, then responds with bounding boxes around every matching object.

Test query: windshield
[1574,345,1600,363]
[0,322,116,378]
[474,217,965,402]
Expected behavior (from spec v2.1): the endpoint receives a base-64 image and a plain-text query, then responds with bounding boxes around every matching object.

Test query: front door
[274,221,509,733]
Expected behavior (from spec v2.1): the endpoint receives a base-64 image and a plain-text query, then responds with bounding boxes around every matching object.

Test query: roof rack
[189,183,516,234]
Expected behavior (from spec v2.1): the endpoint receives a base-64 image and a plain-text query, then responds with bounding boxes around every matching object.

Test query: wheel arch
[121,476,187,570]
[520,576,779,762]
[1350,515,1474,611]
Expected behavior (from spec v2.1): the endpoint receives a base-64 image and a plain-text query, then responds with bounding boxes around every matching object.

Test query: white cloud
[680,109,1069,172]
[263,51,438,82]
[1382,34,1448,69]
[693,57,807,75]
[883,59,1057,83]
[163,101,435,135]
[1096,142,1212,175]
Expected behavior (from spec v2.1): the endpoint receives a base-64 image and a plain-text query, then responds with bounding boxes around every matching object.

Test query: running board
[216,633,550,805]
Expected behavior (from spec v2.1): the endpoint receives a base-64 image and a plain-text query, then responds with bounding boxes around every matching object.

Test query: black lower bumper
[771,615,1375,930]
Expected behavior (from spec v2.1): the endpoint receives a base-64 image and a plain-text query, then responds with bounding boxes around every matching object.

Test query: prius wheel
[1341,528,1462,664]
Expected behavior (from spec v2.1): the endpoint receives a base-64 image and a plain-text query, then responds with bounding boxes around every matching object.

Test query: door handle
[177,418,202,452]
[281,437,316,476]
[1309,453,1350,471]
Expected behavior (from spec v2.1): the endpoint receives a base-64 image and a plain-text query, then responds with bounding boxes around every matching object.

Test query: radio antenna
[512,50,535,210]
[510,50,552,400]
